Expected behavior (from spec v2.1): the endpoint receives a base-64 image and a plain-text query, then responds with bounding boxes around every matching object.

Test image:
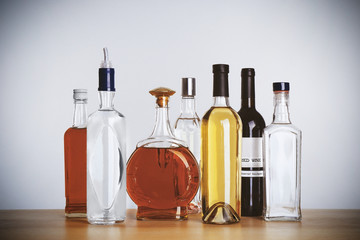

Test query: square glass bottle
[263,82,302,221]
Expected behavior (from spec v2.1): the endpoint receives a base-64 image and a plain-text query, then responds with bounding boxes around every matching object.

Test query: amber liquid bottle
[64,89,87,217]
[238,69,265,216]
[127,87,199,220]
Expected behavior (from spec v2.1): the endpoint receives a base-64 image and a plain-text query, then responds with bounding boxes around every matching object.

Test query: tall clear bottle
[64,89,87,217]
[87,48,126,225]
[238,68,266,216]
[174,78,201,214]
[201,64,242,224]
[127,87,199,220]
[263,82,302,221]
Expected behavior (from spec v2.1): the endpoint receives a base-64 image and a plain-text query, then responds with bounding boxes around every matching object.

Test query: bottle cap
[98,48,115,91]
[149,87,175,107]
[73,89,87,100]
[213,64,229,97]
[213,64,229,73]
[273,82,290,91]
[241,68,255,78]
[181,78,196,97]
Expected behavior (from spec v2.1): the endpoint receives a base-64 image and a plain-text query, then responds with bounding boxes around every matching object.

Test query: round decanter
[127,87,200,220]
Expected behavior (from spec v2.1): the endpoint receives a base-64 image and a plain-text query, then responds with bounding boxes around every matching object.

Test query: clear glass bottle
[64,89,87,217]
[201,64,242,224]
[263,82,302,221]
[237,68,266,217]
[174,78,201,214]
[87,48,126,225]
[127,87,200,220]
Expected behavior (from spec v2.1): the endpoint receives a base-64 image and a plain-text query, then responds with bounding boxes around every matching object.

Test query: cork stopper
[149,87,175,107]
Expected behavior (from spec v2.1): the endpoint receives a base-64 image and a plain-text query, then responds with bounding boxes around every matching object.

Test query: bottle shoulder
[174,115,201,129]
[88,109,125,121]
[136,137,187,149]
[238,108,266,126]
[264,123,301,135]
[202,106,241,122]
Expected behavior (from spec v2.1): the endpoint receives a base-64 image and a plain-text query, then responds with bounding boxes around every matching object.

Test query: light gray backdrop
[0,0,359,210]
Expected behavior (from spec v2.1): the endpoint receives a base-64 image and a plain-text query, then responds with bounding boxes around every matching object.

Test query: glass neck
[180,97,197,117]
[99,91,115,110]
[241,98,255,109]
[241,76,256,109]
[150,106,175,138]
[73,100,87,128]
[273,92,291,124]
[213,96,230,107]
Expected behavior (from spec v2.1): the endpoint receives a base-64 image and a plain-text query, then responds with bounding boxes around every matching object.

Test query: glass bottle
[174,78,201,214]
[64,89,87,217]
[263,82,302,221]
[127,87,200,220]
[237,68,266,217]
[87,48,126,225]
[201,64,242,224]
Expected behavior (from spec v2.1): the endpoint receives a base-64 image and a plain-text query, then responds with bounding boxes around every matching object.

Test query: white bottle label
[241,137,263,168]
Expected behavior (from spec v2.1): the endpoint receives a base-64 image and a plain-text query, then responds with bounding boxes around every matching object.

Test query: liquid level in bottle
[201,107,241,224]
[64,127,87,217]
[127,147,199,220]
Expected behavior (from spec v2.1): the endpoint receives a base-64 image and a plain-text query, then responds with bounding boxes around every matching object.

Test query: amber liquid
[64,127,87,217]
[127,147,199,220]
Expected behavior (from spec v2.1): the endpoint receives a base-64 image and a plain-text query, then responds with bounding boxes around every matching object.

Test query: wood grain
[0,209,359,240]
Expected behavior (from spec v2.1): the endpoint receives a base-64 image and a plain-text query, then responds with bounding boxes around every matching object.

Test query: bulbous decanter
[127,87,200,220]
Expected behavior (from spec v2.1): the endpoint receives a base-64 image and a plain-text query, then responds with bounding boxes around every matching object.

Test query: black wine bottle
[238,68,266,216]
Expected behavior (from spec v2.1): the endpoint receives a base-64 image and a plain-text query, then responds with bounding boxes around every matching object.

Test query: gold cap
[149,87,175,107]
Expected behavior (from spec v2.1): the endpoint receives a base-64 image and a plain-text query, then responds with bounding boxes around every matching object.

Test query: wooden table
[0,209,359,240]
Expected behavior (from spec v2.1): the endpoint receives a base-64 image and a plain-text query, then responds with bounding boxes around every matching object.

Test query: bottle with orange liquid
[127,87,200,220]
[64,89,87,217]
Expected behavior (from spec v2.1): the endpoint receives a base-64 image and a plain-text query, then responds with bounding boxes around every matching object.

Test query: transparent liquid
[263,124,301,221]
[201,107,242,224]
[87,110,126,224]
[174,118,201,213]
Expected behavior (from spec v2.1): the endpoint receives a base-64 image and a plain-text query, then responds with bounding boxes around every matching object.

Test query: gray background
[0,0,359,210]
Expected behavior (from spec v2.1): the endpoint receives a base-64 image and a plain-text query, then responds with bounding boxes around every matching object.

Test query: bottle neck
[213,96,230,107]
[241,76,256,109]
[273,91,291,124]
[73,100,87,128]
[150,106,175,138]
[180,97,197,117]
[99,91,115,110]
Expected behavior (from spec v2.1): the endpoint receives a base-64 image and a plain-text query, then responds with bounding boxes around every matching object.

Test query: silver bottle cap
[73,89,88,101]
[181,78,196,97]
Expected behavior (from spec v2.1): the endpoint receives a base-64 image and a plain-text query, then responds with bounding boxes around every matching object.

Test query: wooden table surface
[0,209,359,240]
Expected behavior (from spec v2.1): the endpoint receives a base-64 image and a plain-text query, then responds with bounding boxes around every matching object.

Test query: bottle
[237,68,266,217]
[263,82,302,221]
[174,78,201,214]
[64,89,87,217]
[87,48,126,225]
[127,87,199,220]
[201,64,242,224]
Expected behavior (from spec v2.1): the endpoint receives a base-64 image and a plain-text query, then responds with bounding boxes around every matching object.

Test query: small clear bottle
[174,78,201,214]
[127,87,199,220]
[87,48,126,225]
[64,89,87,217]
[263,82,302,221]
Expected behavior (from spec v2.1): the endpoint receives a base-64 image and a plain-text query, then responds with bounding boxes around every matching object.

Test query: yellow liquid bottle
[201,64,242,224]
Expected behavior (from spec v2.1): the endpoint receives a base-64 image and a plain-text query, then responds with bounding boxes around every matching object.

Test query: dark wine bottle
[238,68,266,217]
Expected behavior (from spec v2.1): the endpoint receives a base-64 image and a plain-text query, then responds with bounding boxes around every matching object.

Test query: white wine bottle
[201,64,242,224]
